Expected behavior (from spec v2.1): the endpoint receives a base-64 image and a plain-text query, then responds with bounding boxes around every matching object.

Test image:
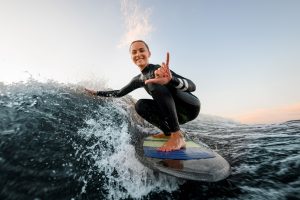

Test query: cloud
[118,0,153,48]
[232,102,300,124]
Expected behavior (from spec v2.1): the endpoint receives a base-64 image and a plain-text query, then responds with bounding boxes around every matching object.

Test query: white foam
[78,100,181,199]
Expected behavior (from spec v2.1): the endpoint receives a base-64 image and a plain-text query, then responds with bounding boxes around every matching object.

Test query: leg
[174,89,201,124]
[152,92,201,138]
[146,84,186,151]
[147,84,180,134]
[135,99,173,134]
[147,86,201,152]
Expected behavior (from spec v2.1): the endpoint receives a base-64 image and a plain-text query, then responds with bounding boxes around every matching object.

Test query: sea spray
[76,99,180,199]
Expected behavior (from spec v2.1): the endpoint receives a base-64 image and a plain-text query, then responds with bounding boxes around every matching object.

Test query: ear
[149,51,151,57]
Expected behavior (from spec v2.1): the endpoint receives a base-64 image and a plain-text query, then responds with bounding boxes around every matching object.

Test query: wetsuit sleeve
[168,70,196,92]
[96,75,144,97]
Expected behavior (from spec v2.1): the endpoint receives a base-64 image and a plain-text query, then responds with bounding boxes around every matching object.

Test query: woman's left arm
[168,71,196,92]
[145,52,196,92]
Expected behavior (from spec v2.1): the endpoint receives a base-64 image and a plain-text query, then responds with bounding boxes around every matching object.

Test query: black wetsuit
[96,64,200,135]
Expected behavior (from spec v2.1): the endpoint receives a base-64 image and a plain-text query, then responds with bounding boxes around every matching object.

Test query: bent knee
[135,99,143,114]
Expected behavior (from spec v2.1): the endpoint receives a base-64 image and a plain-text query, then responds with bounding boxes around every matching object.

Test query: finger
[85,88,96,95]
[160,67,168,75]
[157,68,166,77]
[161,62,168,73]
[145,78,157,84]
[155,70,160,78]
[145,78,164,85]
[166,52,169,67]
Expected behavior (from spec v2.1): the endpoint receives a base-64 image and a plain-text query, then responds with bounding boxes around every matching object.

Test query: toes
[158,147,166,152]
[158,146,169,152]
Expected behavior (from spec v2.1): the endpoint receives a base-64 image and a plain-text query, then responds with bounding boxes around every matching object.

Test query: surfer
[85,40,200,152]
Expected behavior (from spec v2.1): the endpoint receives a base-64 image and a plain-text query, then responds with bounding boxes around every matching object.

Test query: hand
[145,52,172,85]
[84,88,97,96]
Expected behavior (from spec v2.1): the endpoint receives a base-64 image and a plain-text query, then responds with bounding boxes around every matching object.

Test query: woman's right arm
[85,75,144,98]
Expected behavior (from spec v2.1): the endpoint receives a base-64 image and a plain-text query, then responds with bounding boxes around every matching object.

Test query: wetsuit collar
[141,64,152,75]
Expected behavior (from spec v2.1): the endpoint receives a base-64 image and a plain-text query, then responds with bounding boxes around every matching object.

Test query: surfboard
[135,135,230,182]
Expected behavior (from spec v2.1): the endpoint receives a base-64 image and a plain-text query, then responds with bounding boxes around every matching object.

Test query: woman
[85,40,200,152]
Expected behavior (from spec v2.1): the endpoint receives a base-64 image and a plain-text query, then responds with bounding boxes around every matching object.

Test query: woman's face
[130,41,151,70]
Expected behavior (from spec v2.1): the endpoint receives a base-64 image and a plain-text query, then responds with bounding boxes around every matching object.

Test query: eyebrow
[131,48,145,52]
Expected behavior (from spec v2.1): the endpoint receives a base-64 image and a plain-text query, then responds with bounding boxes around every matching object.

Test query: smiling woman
[85,40,201,152]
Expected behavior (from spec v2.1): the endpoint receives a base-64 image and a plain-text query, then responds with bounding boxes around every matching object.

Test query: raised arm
[144,52,196,92]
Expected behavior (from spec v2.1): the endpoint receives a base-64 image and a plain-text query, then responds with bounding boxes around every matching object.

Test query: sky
[0,0,300,124]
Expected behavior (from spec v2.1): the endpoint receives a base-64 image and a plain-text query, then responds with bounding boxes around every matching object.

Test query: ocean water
[0,80,299,200]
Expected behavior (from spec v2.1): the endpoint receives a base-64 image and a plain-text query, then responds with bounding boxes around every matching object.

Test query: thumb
[145,78,157,84]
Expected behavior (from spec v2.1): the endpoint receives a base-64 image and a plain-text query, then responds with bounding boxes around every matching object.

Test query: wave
[0,80,181,199]
[1,80,299,200]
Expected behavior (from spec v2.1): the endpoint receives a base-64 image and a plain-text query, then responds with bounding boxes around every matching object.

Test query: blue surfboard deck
[143,136,215,160]
[135,135,231,182]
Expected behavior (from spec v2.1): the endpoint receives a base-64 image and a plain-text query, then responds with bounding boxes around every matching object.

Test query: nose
[136,52,142,58]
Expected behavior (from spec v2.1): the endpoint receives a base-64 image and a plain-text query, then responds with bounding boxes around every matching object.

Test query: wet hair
[129,40,150,52]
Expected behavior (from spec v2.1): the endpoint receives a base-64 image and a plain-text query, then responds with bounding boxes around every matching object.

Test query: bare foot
[152,132,170,138]
[158,131,186,152]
